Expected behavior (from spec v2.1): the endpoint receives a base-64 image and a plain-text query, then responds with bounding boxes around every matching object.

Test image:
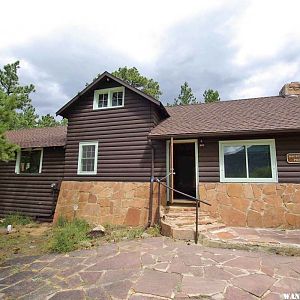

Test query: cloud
[0,0,300,115]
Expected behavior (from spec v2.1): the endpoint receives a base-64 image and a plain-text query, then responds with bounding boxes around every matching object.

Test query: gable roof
[5,126,67,148]
[56,71,169,117]
[149,95,300,138]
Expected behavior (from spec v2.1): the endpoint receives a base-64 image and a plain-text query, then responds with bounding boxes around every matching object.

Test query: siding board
[0,147,65,218]
[63,82,165,182]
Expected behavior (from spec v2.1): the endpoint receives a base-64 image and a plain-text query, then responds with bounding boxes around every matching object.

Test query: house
[1,72,300,229]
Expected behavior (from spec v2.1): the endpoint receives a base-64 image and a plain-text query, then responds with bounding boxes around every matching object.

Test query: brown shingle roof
[150,96,300,138]
[5,126,67,148]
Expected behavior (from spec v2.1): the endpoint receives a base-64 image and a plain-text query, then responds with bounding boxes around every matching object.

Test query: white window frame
[77,141,98,175]
[93,87,125,110]
[219,139,278,183]
[15,148,43,174]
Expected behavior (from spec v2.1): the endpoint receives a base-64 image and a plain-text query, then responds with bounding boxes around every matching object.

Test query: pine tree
[203,89,220,103]
[173,82,197,105]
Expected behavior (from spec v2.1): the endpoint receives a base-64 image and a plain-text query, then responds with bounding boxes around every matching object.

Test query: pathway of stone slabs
[0,237,300,299]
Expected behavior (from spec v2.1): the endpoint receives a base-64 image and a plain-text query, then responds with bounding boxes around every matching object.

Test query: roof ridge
[6,125,67,134]
[165,95,286,109]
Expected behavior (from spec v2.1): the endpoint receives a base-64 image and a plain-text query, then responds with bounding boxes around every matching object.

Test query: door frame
[166,139,199,203]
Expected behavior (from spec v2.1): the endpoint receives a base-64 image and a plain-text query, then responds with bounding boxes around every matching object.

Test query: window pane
[98,93,108,107]
[20,150,41,173]
[81,158,94,172]
[80,144,96,172]
[247,145,272,178]
[112,91,123,106]
[224,146,247,178]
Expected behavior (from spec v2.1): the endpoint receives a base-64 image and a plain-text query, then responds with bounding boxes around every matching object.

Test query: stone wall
[199,183,300,228]
[54,181,166,226]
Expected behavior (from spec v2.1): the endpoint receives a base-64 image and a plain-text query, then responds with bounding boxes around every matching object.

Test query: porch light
[199,139,205,147]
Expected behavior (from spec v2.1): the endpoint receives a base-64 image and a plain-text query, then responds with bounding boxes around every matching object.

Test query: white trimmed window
[15,148,43,174]
[93,87,125,110]
[219,139,278,183]
[77,141,98,175]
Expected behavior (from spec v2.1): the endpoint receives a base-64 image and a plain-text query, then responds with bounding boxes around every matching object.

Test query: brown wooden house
[1,73,300,229]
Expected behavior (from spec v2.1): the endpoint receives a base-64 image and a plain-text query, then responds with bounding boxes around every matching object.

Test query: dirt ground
[0,223,52,263]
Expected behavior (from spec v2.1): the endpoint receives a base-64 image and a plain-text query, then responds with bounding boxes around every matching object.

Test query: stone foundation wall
[199,183,300,228]
[54,181,166,226]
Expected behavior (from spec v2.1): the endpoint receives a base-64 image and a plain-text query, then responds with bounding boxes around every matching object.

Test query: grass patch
[1,213,32,228]
[103,224,144,242]
[102,224,161,243]
[48,218,91,253]
[145,224,161,237]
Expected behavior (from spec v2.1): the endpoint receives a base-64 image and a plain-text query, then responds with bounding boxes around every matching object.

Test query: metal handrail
[155,175,211,244]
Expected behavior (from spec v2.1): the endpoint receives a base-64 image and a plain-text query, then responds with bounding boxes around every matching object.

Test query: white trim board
[15,148,43,174]
[93,86,125,110]
[166,139,199,202]
[219,139,278,183]
[77,141,99,175]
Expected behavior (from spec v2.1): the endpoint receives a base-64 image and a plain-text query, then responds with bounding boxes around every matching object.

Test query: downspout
[147,139,155,228]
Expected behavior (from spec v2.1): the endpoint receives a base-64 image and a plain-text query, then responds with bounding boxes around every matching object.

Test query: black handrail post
[158,179,161,226]
[154,176,211,245]
[195,197,199,244]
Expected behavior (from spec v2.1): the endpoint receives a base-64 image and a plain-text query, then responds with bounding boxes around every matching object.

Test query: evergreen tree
[0,61,36,130]
[111,67,162,99]
[203,89,220,103]
[173,82,197,105]
[0,91,19,160]
[37,114,67,127]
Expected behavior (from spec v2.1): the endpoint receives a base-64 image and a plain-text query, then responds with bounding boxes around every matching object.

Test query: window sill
[93,105,124,111]
[77,172,97,175]
[220,178,278,183]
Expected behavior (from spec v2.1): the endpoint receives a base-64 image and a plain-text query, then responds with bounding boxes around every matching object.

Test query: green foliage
[145,224,161,237]
[49,218,91,253]
[172,82,197,106]
[0,61,66,132]
[0,90,19,160]
[203,89,220,103]
[0,61,35,111]
[2,213,32,227]
[14,105,38,130]
[37,114,67,128]
[103,224,144,242]
[111,67,162,99]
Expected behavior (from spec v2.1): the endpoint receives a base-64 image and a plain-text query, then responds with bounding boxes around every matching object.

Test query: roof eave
[148,128,300,139]
[56,71,169,117]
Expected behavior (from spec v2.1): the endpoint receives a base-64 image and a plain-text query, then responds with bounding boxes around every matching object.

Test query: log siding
[0,147,65,218]
[198,135,300,183]
[63,79,165,182]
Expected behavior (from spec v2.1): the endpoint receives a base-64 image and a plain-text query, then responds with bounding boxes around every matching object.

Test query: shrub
[103,224,144,242]
[145,224,161,237]
[2,213,32,228]
[49,218,91,253]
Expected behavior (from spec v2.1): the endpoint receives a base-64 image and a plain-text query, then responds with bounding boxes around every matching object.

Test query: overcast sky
[1,0,300,116]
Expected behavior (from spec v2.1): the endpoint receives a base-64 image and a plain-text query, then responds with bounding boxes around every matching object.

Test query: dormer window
[93,87,125,110]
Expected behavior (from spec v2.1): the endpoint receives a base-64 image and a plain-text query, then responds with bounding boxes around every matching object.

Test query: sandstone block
[227,183,243,197]
[262,184,277,195]
[247,209,263,227]
[219,205,246,226]
[244,184,254,199]
[124,208,141,226]
[285,213,300,227]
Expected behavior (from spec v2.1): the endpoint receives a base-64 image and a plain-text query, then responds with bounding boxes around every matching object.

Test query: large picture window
[15,148,43,174]
[219,139,277,182]
[93,87,124,110]
[77,141,98,175]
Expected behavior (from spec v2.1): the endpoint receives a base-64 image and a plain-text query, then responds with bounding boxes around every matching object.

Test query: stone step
[164,206,199,213]
[163,217,217,226]
[160,218,226,241]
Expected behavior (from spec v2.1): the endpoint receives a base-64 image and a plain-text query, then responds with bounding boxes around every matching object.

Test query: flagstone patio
[0,237,300,299]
